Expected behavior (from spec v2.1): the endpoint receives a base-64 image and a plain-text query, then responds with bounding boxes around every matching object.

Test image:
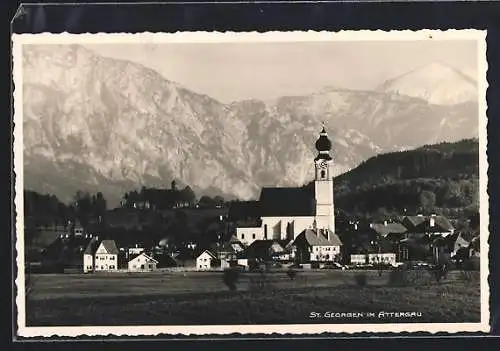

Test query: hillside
[22,45,480,207]
[331,138,480,217]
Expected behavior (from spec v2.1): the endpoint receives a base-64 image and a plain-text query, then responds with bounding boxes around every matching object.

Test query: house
[242,239,290,262]
[94,240,119,271]
[196,250,218,270]
[128,252,159,272]
[469,236,480,258]
[229,126,336,247]
[291,228,342,263]
[367,253,397,265]
[370,222,408,242]
[402,214,454,237]
[350,254,367,265]
[83,238,99,273]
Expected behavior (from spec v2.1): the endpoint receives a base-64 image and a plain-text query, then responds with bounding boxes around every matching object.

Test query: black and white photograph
[12,30,489,337]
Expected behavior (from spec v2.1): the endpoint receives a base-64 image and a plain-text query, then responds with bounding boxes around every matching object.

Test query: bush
[460,258,480,282]
[222,268,240,291]
[354,273,368,287]
[286,269,297,280]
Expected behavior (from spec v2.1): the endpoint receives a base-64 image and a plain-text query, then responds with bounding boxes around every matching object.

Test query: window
[252,233,256,239]
[321,170,326,178]
[110,256,115,260]
[241,234,245,239]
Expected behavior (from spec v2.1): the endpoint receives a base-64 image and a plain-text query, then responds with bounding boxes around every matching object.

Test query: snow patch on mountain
[378,61,478,105]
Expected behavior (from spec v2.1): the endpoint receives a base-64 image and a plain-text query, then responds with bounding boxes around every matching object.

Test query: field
[24,270,481,326]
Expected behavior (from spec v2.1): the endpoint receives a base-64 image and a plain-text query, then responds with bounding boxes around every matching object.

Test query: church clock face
[320,160,328,169]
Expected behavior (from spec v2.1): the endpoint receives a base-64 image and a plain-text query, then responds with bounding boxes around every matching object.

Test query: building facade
[94,240,119,271]
[128,252,158,271]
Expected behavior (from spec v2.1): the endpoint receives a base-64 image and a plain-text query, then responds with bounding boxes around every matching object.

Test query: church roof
[258,187,315,217]
[227,201,261,221]
[315,127,332,152]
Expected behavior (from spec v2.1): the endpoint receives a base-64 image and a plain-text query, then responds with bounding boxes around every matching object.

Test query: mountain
[21,45,480,207]
[331,138,480,216]
[377,61,478,106]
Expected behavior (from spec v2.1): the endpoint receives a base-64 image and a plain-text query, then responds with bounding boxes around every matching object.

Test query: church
[227,126,342,262]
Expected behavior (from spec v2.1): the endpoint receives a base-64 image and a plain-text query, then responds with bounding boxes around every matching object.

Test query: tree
[199,195,215,208]
[213,196,225,206]
[419,190,436,213]
[179,186,196,205]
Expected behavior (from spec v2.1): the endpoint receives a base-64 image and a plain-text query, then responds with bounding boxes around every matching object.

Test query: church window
[321,170,326,178]
[241,234,245,239]
[252,233,256,239]
[264,224,268,239]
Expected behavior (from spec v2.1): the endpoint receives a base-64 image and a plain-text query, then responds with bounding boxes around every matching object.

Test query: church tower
[314,124,335,234]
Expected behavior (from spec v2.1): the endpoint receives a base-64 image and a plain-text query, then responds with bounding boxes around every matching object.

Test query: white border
[12,30,490,338]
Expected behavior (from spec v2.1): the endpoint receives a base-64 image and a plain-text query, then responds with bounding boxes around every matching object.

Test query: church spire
[315,124,332,160]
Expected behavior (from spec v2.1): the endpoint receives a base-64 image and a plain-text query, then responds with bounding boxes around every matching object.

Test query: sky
[85,40,478,103]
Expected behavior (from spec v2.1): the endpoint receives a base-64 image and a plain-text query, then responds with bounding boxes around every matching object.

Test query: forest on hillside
[331,138,480,218]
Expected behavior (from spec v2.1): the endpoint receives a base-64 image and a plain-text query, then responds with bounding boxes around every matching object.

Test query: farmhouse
[128,252,159,271]
[229,126,340,252]
[196,250,218,270]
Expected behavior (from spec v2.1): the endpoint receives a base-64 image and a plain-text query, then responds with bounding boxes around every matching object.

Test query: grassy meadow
[24,269,481,326]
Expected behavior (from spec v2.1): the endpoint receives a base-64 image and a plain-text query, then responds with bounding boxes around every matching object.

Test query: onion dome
[315,126,332,152]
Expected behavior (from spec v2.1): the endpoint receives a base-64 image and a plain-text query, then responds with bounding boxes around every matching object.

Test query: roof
[83,238,99,255]
[129,252,159,263]
[371,223,408,237]
[228,235,242,244]
[293,229,342,247]
[209,242,238,254]
[243,240,286,259]
[403,215,454,233]
[227,201,261,221]
[259,187,315,217]
[197,250,217,259]
[98,240,119,255]
[403,216,427,229]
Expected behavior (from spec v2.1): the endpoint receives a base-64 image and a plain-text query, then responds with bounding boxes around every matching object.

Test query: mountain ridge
[21,44,480,207]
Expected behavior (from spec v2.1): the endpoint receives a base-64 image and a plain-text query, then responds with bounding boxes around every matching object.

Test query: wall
[350,254,366,265]
[236,226,264,246]
[261,216,315,241]
[94,254,118,271]
[196,252,213,270]
[83,254,94,273]
[309,245,340,262]
[128,255,157,271]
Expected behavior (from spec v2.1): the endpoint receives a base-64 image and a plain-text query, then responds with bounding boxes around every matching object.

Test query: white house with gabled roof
[196,250,218,270]
[128,252,159,271]
[94,240,119,271]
